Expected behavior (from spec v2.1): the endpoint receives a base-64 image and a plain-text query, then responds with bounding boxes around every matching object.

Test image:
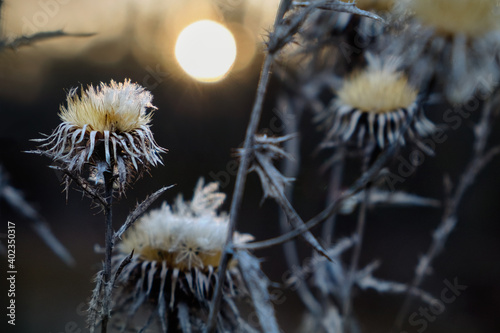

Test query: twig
[277,98,323,315]
[0,166,75,266]
[30,222,75,267]
[205,45,275,333]
[100,172,114,333]
[343,184,369,317]
[394,91,500,330]
[235,137,396,251]
[49,166,108,207]
[113,185,174,243]
[111,250,134,287]
[255,152,334,261]
[235,81,420,251]
[237,250,281,333]
[356,263,436,304]
[206,1,390,330]
[322,146,346,245]
[343,143,374,318]
[88,270,105,332]
[204,2,293,332]
[0,30,94,51]
[293,0,384,22]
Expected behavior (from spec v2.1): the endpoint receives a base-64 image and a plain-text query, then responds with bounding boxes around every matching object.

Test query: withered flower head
[318,53,436,148]
[33,79,166,193]
[399,0,500,104]
[411,0,499,38]
[111,179,253,332]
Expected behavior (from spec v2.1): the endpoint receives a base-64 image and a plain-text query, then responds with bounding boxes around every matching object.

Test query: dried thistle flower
[316,53,436,148]
[277,1,395,130]
[410,0,498,38]
[111,179,254,332]
[32,79,166,194]
[398,0,500,104]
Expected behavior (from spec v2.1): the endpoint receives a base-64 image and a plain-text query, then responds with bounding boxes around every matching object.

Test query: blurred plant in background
[1,1,500,333]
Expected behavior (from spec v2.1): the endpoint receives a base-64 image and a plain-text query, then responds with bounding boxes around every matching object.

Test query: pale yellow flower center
[60,103,147,133]
[412,0,499,37]
[337,69,418,113]
[59,81,153,133]
[138,246,223,271]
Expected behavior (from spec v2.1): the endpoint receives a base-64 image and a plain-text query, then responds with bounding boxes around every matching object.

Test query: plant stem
[204,41,275,333]
[204,2,292,332]
[277,100,323,315]
[101,172,114,333]
[343,143,373,322]
[343,187,368,319]
[394,92,500,330]
[322,146,345,245]
[236,138,395,251]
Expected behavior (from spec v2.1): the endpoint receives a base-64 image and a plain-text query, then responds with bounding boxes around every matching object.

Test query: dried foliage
[16,0,500,332]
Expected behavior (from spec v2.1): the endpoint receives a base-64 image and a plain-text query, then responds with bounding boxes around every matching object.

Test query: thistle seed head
[32,79,167,195]
[410,0,499,38]
[317,53,436,148]
[111,179,254,331]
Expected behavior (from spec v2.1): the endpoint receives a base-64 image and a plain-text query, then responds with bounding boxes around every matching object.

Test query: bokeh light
[174,20,237,83]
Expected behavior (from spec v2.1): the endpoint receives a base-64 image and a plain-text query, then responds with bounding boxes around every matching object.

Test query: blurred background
[1,0,500,332]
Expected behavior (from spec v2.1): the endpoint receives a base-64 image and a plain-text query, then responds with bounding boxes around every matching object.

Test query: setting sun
[175,20,237,83]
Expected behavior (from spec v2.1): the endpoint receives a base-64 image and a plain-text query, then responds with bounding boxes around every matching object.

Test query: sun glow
[175,20,237,83]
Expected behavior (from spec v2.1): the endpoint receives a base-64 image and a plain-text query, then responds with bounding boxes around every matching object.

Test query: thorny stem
[293,0,383,21]
[236,139,395,251]
[235,89,417,251]
[394,92,500,330]
[0,31,94,51]
[343,144,373,321]
[205,51,274,333]
[343,185,369,319]
[51,167,108,207]
[113,185,174,243]
[100,172,114,333]
[278,101,323,315]
[322,146,346,245]
[204,2,293,331]
[206,1,384,330]
[256,152,334,260]
[0,166,75,266]
[317,148,345,322]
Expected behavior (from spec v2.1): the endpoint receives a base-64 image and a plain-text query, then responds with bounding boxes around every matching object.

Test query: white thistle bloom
[317,53,436,148]
[111,179,254,332]
[32,79,166,193]
[397,0,500,104]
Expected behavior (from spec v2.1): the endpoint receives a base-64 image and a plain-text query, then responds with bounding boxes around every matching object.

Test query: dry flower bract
[411,0,499,38]
[111,179,254,332]
[398,0,500,104]
[32,79,166,193]
[317,53,435,148]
